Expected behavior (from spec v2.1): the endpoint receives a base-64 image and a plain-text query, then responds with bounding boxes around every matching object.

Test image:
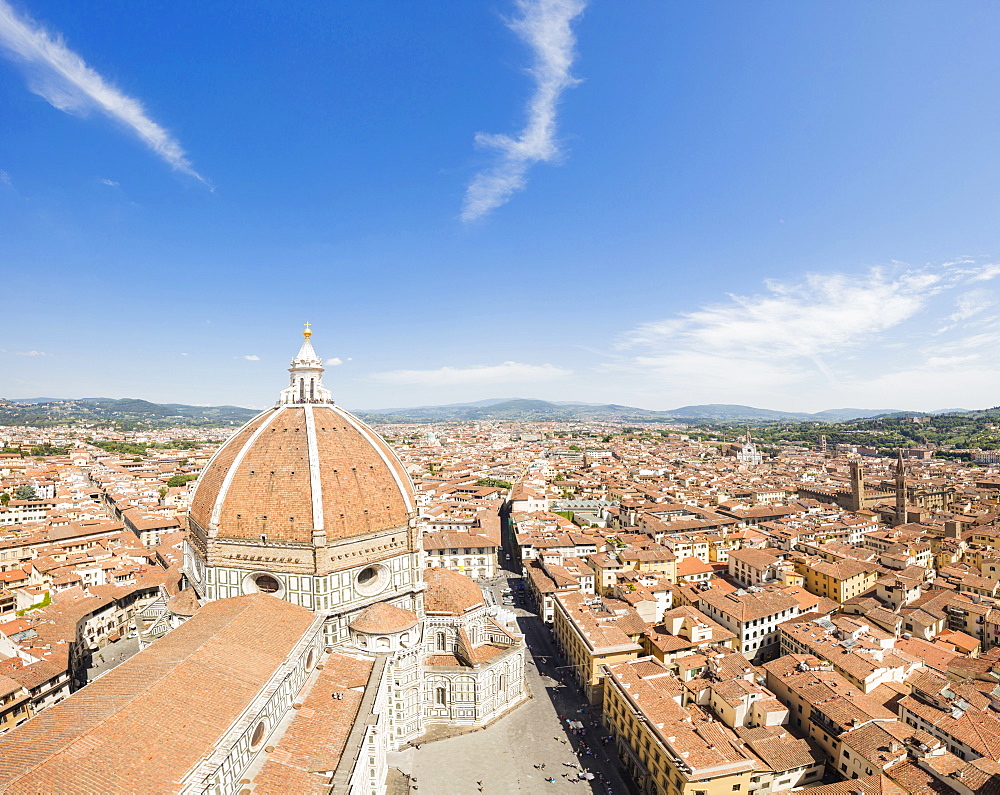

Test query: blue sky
[3,1,1000,412]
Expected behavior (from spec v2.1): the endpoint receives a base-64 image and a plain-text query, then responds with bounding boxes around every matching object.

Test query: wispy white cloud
[967,263,1000,283]
[15,350,47,356]
[0,1,206,183]
[0,170,11,186]
[100,178,119,187]
[461,0,586,222]
[242,355,260,361]
[935,289,993,334]
[610,261,1000,409]
[326,357,343,366]
[371,361,571,386]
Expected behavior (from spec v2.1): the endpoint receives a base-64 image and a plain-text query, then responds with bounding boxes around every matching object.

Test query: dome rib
[210,406,288,528]
[189,408,273,532]
[303,405,324,532]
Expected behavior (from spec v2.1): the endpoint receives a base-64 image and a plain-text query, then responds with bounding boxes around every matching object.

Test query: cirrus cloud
[370,361,571,386]
[608,259,1000,409]
[461,0,587,222]
[0,0,206,183]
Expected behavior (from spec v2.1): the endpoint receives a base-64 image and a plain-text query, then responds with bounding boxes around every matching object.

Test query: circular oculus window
[250,719,268,749]
[355,564,390,596]
[243,572,284,596]
[190,555,205,583]
[254,574,281,594]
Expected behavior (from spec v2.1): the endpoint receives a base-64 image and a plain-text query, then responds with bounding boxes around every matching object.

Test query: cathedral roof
[189,328,415,544]
[0,595,315,792]
[423,567,486,615]
[348,601,418,634]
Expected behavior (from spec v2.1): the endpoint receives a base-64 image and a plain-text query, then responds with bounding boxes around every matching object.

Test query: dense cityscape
[1,340,1000,793]
[5,0,1000,792]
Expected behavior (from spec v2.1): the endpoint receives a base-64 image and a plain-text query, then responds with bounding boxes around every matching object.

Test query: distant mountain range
[0,397,259,428]
[355,399,961,424]
[0,396,973,428]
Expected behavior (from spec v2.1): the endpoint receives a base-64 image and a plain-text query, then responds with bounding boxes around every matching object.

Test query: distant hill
[355,400,922,424]
[0,397,259,428]
[0,395,963,429]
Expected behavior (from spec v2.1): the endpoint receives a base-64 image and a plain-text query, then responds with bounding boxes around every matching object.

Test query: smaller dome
[166,589,200,617]
[423,568,486,615]
[349,602,418,635]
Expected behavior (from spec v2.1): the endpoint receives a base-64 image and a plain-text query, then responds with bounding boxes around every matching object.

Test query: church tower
[849,460,865,512]
[894,449,907,526]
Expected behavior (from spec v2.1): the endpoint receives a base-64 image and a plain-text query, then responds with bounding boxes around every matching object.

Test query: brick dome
[189,403,414,543]
[189,329,415,545]
[423,567,486,615]
[348,602,418,635]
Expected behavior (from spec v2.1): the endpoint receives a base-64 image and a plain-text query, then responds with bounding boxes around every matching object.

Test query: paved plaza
[388,575,629,795]
[86,635,140,681]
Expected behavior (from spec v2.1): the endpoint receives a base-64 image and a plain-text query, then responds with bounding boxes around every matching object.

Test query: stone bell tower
[894,449,907,526]
[849,460,865,512]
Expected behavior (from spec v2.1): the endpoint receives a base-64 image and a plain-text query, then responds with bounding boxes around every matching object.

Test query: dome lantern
[279,323,333,405]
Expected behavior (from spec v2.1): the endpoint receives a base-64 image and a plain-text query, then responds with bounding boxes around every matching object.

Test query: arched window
[436,631,446,651]
[435,686,447,706]
[377,636,390,650]
[499,673,507,693]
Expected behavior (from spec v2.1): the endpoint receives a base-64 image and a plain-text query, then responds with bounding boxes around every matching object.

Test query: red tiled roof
[0,594,317,793]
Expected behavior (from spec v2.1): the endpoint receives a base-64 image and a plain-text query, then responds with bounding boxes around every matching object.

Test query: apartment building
[602,657,759,795]
[552,591,644,705]
[796,557,881,604]
[697,587,801,664]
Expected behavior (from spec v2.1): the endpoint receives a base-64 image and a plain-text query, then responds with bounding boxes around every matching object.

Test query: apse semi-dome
[189,326,415,545]
[348,601,419,635]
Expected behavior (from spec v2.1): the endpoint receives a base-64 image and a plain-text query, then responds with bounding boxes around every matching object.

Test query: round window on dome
[254,574,281,594]
[250,719,268,749]
[355,564,390,597]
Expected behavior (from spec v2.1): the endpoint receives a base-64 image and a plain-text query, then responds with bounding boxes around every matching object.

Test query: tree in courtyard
[13,485,37,501]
